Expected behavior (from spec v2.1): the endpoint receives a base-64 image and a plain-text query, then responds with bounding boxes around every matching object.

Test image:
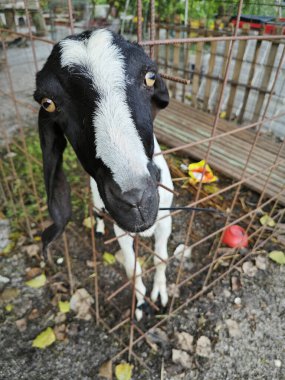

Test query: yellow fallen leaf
[83,216,95,229]
[260,214,276,227]
[58,300,70,313]
[115,363,133,380]
[103,252,116,265]
[268,251,285,265]
[32,327,56,349]
[25,273,46,288]
[1,242,15,255]
[34,236,41,242]
[220,111,227,119]
[5,304,14,312]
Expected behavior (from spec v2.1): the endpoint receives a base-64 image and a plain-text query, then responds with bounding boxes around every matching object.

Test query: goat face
[34,29,169,251]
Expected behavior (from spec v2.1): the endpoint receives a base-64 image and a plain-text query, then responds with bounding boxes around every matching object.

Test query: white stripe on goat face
[60,29,149,192]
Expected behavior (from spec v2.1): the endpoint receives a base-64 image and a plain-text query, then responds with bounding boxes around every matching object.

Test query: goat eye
[145,72,156,87]
[41,98,56,113]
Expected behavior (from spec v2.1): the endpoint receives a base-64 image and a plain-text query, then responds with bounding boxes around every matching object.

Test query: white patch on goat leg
[90,178,105,235]
[114,224,146,321]
[151,213,172,306]
[60,30,149,192]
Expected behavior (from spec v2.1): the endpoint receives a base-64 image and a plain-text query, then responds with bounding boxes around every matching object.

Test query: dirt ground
[1,181,285,380]
[1,37,285,380]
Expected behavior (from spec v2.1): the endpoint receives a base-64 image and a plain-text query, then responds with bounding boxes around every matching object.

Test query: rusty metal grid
[0,0,284,374]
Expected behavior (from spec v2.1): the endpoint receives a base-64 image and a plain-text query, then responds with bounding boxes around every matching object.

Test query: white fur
[60,30,149,192]
[91,135,173,320]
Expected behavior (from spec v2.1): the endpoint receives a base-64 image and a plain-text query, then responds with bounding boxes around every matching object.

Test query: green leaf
[115,363,133,380]
[58,300,70,313]
[103,252,116,265]
[32,327,56,349]
[260,214,276,227]
[268,251,285,265]
[25,273,46,288]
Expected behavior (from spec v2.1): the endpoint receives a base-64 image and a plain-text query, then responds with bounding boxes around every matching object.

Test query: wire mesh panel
[0,0,284,378]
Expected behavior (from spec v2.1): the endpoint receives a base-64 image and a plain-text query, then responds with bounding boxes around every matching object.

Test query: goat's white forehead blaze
[60,29,149,192]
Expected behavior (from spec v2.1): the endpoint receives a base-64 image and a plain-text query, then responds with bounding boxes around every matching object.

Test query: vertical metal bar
[89,196,100,324]
[67,0,75,35]
[137,0,143,43]
[24,0,38,72]
[63,232,74,294]
[150,0,155,59]
[128,235,139,361]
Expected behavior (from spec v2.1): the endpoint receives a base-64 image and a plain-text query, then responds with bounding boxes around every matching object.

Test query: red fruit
[222,225,248,248]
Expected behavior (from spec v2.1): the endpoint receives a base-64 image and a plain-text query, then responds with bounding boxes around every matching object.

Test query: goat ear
[38,108,71,254]
[152,74,169,117]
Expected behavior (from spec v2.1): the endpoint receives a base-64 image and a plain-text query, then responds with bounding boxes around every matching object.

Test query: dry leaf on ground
[25,267,42,280]
[242,261,258,277]
[16,318,27,332]
[70,288,94,320]
[172,349,192,369]
[255,255,268,270]
[24,244,40,258]
[175,331,194,352]
[99,360,113,379]
[225,319,241,338]
[196,336,212,358]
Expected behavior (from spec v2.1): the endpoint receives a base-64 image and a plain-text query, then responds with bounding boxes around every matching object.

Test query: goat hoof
[135,308,143,321]
[151,285,168,307]
[138,301,153,316]
[95,231,104,238]
[135,301,154,320]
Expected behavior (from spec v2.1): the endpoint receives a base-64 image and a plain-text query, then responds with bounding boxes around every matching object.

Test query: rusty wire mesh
[0,0,285,373]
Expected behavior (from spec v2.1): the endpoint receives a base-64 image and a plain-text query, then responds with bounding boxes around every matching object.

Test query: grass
[0,127,89,236]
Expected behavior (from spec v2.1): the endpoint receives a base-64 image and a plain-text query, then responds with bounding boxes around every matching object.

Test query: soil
[1,182,284,380]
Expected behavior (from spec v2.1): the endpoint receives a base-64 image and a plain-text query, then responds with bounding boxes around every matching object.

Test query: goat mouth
[118,220,155,233]
[107,203,158,233]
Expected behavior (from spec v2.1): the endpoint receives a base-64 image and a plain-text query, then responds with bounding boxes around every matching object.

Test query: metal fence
[0,0,284,373]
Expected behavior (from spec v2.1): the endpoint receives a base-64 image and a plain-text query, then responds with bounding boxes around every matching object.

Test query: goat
[34,29,173,320]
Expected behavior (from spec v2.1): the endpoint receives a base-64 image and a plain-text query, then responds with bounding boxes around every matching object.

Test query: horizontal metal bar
[159,207,225,214]
[140,34,285,46]
[0,28,55,45]
[160,73,190,85]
